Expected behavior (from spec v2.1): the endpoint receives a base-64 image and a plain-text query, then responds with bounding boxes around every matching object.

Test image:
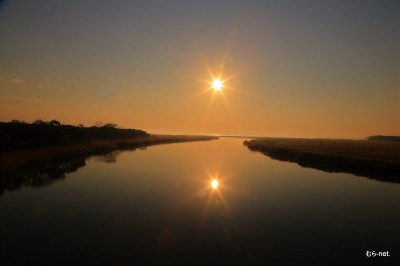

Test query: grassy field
[244,138,400,183]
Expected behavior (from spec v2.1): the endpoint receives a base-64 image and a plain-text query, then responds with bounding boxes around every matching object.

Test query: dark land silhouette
[0,119,149,151]
[367,135,400,142]
[244,137,400,183]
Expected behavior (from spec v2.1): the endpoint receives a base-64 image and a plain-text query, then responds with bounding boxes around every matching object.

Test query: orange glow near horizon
[0,45,397,139]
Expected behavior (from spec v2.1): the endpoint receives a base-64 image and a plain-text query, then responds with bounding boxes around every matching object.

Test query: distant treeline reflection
[0,119,148,151]
[0,150,125,196]
[0,157,86,196]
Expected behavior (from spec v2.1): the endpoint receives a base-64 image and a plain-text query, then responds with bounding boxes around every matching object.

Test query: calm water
[1,138,399,265]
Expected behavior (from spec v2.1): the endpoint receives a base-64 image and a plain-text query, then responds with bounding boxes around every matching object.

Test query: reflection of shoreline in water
[0,159,86,196]
[0,151,120,196]
[90,150,121,163]
[0,136,217,196]
[244,140,400,184]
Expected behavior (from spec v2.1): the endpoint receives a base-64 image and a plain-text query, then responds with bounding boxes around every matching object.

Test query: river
[1,138,398,265]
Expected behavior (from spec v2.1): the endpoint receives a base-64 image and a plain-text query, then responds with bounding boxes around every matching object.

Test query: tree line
[0,119,149,151]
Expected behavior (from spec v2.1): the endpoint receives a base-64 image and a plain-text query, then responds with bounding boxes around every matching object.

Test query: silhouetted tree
[33,119,48,125]
[50,120,61,127]
[103,123,118,128]
[94,121,103,127]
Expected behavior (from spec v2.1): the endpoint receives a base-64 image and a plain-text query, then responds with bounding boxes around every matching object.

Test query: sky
[0,0,398,138]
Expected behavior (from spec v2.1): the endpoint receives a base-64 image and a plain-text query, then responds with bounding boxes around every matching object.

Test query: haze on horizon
[0,0,398,138]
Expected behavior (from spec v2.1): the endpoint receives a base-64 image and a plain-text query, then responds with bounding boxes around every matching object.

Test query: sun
[211,78,223,92]
[211,179,219,189]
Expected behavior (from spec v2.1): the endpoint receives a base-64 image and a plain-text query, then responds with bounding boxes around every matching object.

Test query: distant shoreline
[244,137,400,183]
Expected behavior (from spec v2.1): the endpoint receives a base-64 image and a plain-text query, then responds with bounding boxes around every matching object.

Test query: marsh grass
[244,138,400,182]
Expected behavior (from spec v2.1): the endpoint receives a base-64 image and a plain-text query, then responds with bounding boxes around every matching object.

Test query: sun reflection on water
[195,170,248,219]
[211,179,219,189]
[202,174,231,218]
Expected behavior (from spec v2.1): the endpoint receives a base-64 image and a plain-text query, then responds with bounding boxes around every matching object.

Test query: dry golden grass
[246,138,400,162]
[244,138,400,182]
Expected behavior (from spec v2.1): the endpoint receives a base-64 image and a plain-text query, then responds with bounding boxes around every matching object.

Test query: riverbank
[0,135,218,177]
[244,138,400,182]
